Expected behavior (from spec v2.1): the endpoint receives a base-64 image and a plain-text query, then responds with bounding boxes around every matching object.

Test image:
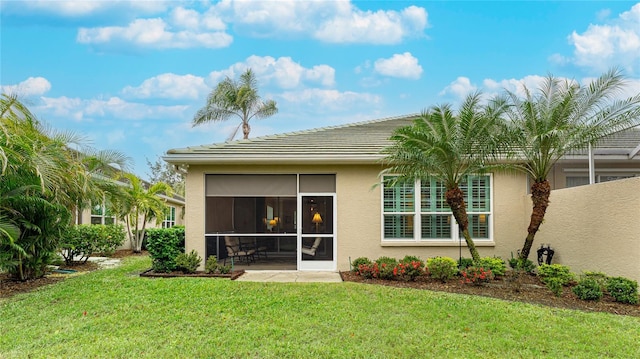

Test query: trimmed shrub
[581,271,609,288]
[573,277,603,301]
[375,257,398,280]
[537,264,574,285]
[175,250,202,274]
[477,257,506,276]
[606,277,639,305]
[357,263,379,279]
[146,227,185,273]
[351,257,373,273]
[205,255,231,274]
[393,261,425,281]
[401,255,425,268]
[427,257,458,282]
[460,266,494,285]
[59,224,126,265]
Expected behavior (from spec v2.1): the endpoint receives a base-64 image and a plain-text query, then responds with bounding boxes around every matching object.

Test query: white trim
[380,174,494,244]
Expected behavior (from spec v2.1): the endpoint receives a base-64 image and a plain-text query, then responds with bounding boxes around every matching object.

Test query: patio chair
[301,237,322,257]
[224,236,256,265]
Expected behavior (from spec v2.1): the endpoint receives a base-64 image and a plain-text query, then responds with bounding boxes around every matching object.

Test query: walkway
[235,270,343,283]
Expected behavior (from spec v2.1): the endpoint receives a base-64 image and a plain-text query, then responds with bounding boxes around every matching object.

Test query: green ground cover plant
[2,256,639,358]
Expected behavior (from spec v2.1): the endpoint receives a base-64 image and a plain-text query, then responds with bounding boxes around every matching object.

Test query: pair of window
[91,203,115,225]
[162,206,177,228]
[383,176,491,242]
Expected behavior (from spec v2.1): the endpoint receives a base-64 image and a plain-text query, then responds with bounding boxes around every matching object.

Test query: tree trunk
[446,186,480,262]
[519,179,551,260]
[242,121,250,139]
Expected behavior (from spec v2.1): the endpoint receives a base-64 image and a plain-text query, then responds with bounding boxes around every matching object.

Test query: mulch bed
[140,268,245,280]
[340,271,640,317]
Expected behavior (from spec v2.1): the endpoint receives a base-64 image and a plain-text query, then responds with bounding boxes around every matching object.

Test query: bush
[508,257,536,274]
[375,257,398,280]
[573,277,603,301]
[393,261,425,281]
[537,264,574,296]
[146,228,185,273]
[458,257,474,270]
[357,263,379,279]
[351,257,372,272]
[477,257,506,276]
[427,257,458,282]
[400,255,425,268]
[59,224,126,265]
[537,264,574,285]
[581,271,609,288]
[460,266,494,285]
[606,277,639,305]
[175,250,202,274]
[205,255,231,274]
[545,277,565,297]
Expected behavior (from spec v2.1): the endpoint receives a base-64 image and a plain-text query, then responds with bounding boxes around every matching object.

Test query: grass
[2,256,639,358]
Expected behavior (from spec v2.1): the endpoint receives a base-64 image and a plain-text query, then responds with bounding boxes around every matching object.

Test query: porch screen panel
[206,174,297,196]
[299,174,336,193]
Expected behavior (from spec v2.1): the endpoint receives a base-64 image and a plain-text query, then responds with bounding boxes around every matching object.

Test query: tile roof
[164,116,640,165]
[165,115,418,164]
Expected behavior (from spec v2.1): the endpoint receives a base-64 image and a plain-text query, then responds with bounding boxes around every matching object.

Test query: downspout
[588,143,595,185]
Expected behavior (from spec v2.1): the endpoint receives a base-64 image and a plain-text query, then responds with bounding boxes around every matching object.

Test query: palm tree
[0,94,130,279]
[111,174,173,253]
[192,69,278,141]
[382,92,506,262]
[499,69,640,260]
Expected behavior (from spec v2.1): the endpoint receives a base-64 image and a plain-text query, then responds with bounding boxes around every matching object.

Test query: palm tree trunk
[446,186,480,262]
[242,121,250,139]
[519,179,551,260]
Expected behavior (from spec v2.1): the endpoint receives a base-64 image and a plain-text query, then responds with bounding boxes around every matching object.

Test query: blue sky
[2,0,639,180]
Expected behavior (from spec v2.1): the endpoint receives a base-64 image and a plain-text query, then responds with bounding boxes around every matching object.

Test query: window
[91,202,115,225]
[163,206,176,228]
[383,175,492,242]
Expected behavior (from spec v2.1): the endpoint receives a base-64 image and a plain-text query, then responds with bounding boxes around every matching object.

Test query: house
[164,116,640,281]
[75,182,185,250]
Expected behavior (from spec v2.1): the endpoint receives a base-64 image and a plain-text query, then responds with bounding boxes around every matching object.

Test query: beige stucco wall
[184,164,532,271]
[534,177,640,282]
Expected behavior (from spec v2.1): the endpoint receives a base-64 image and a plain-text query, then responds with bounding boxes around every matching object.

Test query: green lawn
[1,256,639,358]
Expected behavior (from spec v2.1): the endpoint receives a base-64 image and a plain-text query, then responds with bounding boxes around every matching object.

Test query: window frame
[162,206,177,228]
[381,174,493,244]
[90,201,115,225]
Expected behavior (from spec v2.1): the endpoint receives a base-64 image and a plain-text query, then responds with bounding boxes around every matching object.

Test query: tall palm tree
[499,69,640,260]
[111,173,173,253]
[192,68,278,141]
[382,92,506,262]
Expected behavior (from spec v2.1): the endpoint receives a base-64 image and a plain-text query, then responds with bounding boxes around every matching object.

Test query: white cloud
[37,96,189,122]
[439,77,477,99]
[279,88,381,110]
[568,3,640,73]
[218,0,428,44]
[314,5,428,44]
[77,16,232,50]
[208,55,335,89]
[122,73,210,100]
[1,77,52,96]
[373,52,423,79]
[482,75,555,98]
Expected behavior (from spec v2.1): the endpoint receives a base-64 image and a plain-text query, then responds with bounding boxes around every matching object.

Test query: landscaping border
[139,268,245,280]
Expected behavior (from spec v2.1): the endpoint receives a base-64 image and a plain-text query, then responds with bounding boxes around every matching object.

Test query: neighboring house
[76,184,185,250]
[164,116,640,281]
